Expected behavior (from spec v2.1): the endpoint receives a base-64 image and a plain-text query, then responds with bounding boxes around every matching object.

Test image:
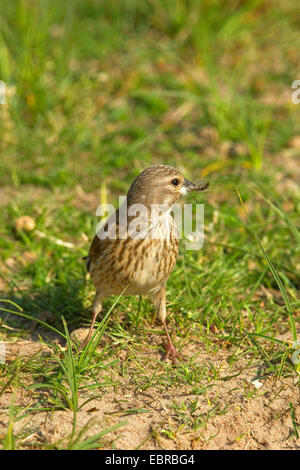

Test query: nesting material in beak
[180,178,209,195]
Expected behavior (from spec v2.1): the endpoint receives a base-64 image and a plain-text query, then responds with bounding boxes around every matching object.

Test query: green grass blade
[236,187,297,342]
[69,420,128,450]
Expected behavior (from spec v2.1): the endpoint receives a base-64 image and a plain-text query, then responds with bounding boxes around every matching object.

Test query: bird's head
[127,165,209,208]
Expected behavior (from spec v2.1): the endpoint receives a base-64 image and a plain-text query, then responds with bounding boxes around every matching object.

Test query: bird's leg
[162,319,181,365]
[152,286,181,365]
[79,291,102,351]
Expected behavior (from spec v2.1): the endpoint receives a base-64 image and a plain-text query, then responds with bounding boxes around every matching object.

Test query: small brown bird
[83,165,209,363]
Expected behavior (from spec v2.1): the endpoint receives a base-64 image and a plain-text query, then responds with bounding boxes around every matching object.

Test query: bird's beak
[180,178,209,195]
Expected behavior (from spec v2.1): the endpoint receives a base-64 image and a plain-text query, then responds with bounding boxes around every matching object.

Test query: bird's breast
[90,214,179,296]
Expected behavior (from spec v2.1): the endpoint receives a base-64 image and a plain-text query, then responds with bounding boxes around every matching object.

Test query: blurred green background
[1,0,299,186]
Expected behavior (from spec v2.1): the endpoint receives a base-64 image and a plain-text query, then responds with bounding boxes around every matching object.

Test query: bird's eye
[171,178,179,186]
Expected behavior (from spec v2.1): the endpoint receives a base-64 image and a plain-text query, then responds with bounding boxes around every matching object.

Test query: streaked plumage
[82,165,209,363]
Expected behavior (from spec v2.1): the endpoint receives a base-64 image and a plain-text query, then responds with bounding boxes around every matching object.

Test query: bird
[82,165,209,363]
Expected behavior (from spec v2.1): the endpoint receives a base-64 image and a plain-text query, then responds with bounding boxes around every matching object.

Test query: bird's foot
[163,340,183,365]
[78,339,87,353]
[78,333,92,352]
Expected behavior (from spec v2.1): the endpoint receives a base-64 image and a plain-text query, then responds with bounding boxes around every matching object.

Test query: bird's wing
[85,208,121,273]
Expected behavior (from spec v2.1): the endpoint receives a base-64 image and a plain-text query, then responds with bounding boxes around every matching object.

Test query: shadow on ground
[0,276,91,344]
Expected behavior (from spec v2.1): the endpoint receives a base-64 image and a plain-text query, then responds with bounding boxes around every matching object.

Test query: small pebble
[15,215,36,232]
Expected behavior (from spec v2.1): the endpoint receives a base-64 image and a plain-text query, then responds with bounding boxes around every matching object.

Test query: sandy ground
[1,329,299,450]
